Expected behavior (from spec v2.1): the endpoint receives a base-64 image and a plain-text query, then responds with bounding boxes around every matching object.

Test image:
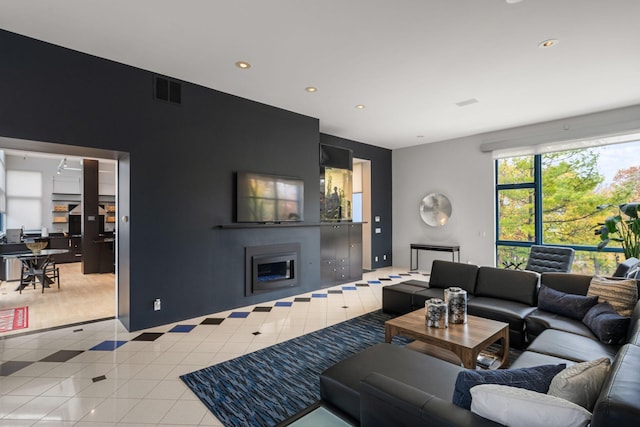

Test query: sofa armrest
[360,372,503,427]
[592,344,640,427]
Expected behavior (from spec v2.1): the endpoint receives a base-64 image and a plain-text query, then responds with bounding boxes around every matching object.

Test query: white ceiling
[1,0,639,150]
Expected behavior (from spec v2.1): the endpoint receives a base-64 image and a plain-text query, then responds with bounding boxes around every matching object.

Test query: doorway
[0,136,127,336]
[353,158,372,270]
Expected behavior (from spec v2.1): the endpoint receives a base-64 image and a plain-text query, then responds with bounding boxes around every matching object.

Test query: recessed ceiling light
[355,104,366,109]
[538,39,559,48]
[305,87,318,93]
[506,0,524,4]
[235,61,251,69]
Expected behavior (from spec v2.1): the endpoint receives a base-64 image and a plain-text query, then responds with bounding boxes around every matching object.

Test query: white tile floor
[0,267,420,426]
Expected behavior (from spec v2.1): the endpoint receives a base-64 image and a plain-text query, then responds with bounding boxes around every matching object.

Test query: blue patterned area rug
[180,310,407,427]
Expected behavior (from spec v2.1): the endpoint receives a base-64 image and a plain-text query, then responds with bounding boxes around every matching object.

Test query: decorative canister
[445,287,467,324]
[425,298,448,328]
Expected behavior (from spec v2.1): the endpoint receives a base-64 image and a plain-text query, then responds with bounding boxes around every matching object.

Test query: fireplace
[245,243,300,295]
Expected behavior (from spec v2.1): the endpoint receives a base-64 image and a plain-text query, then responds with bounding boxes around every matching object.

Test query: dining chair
[19,257,39,293]
[44,260,61,289]
[19,256,57,293]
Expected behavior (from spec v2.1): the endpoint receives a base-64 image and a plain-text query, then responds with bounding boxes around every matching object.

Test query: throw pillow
[452,363,566,410]
[583,302,631,344]
[537,285,599,320]
[587,276,638,317]
[547,357,611,411]
[470,384,592,427]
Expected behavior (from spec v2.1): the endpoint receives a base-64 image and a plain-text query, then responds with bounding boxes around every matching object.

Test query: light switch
[375,228,382,234]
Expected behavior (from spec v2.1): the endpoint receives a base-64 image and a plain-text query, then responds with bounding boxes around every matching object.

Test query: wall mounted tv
[236,172,304,223]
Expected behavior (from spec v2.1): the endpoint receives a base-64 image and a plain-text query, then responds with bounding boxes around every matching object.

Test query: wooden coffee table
[385,309,509,369]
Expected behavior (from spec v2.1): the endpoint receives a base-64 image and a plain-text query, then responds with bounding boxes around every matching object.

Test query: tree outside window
[496,139,640,275]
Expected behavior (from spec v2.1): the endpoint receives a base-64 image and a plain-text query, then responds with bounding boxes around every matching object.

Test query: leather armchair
[524,245,575,273]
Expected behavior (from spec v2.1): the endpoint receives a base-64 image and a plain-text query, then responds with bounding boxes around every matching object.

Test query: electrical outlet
[154,298,161,311]
[383,254,387,261]
[375,256,379,262]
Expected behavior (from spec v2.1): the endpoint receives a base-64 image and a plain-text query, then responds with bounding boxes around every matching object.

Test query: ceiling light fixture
[305,86,317,93]
[538,39,559,48]
[235,61,251,69]
[355,104,366,109]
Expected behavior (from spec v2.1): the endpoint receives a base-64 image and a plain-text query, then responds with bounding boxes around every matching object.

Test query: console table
[410,243,460,270]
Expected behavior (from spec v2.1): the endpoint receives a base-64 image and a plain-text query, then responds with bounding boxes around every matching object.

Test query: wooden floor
[0,262,115,337]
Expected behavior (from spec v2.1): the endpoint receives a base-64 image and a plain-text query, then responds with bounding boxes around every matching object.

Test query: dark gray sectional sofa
[320,261,640,426]
[382,260,540,349]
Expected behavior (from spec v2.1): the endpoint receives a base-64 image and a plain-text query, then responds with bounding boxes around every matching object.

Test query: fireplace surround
[245,243,301,296]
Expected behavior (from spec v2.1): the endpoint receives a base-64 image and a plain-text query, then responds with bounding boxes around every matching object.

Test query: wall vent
[154,76,182,104]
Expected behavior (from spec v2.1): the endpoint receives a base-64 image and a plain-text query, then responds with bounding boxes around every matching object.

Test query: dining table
[1,249,69,291]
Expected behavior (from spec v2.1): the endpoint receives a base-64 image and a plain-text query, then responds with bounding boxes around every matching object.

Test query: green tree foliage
[497,157,535,242]
[541,150,607,245]
[497,149,625,274]
[610,166,640,202]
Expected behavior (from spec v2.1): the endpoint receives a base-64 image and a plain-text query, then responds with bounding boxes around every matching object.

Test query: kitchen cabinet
[320,223,362,286]
[48,236,82,263]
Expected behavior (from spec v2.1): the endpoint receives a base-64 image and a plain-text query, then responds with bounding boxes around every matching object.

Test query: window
[496,138,640,275]
[6,170,42,230]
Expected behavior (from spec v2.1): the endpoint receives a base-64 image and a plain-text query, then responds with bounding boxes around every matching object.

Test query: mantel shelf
[216,221,366,230]
[215,222,321,230]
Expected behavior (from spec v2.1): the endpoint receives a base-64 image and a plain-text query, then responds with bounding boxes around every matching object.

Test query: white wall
[392,104,640,271]
[393,135,495,270]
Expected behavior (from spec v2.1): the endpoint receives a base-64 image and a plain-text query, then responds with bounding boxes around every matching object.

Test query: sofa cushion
[428,260,478,294]
[411,287,445,309]
[540,272,593,295]
[525,309,597,341]
[467,297,537,349]
[474,267,539,305]
[537,285,598,320]
[382,282,429,315]
[587,276,638,317]
[509,351,577,370]
[470,385,591,427]
[582,302,631,345]
[452,364,565,410]
[526,329,619,363]
[547,357,611,411]
[467,297,538,323]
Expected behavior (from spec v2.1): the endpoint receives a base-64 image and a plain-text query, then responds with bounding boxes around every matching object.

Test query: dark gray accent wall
[0,29,393,331]
[319,134,393,268]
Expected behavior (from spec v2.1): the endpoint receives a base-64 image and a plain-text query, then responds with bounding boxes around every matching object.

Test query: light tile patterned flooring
[0,267,423,426]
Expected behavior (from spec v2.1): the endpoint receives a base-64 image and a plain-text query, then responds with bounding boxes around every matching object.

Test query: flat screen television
[236,172,304,223]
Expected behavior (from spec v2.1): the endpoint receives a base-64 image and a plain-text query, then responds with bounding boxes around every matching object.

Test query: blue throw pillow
[583,302,631,344]
[452,364,566,410]
[538,285,598,320]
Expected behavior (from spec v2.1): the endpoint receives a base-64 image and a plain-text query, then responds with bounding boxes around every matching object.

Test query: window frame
[495,154,622,259]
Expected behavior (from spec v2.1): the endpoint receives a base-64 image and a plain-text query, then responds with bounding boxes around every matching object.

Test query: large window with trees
[496,138,640,275]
